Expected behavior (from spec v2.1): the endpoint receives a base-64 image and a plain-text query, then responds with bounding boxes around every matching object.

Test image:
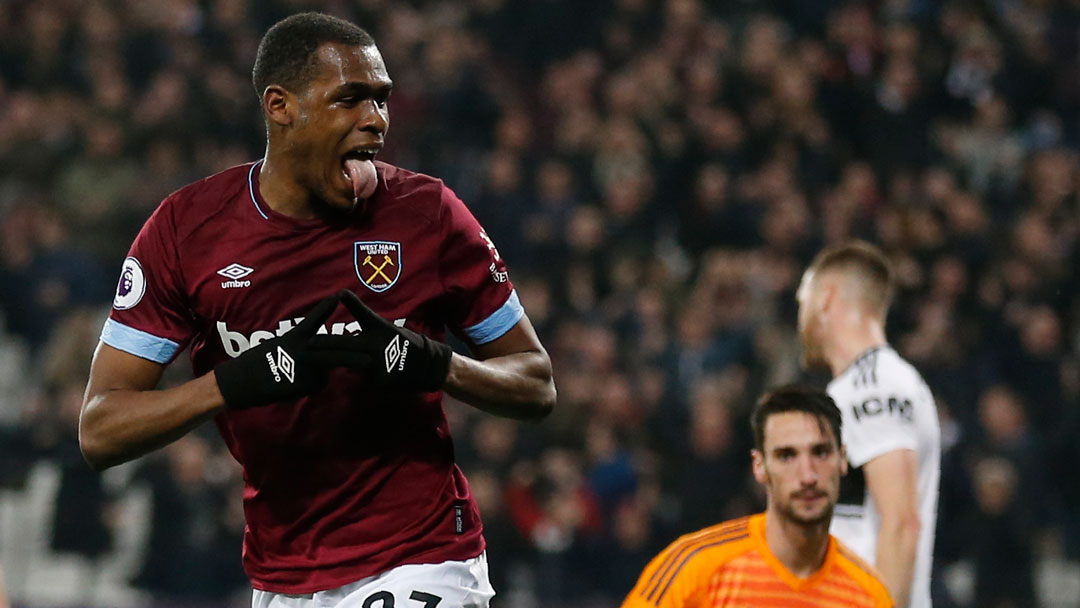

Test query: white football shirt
[828,345,940,608]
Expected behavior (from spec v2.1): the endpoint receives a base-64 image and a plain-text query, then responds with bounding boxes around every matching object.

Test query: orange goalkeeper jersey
[621,514,893,608]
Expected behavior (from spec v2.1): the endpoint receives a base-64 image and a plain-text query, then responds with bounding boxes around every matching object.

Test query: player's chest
[182,220,441,325]
[708,563,878,608]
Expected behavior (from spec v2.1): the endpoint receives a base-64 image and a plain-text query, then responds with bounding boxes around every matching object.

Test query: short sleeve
[837,388,919,467]
[437,185,523,345]
[102,200,194,364]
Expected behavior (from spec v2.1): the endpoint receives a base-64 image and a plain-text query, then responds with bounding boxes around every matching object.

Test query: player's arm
[82,295,352,470]
[863,448,920,608]
[79,343,224,470]
[444,314,554,420]
[81,197,228,470]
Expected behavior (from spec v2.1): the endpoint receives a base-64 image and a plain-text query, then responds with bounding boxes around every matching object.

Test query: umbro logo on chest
[218,263,254,289]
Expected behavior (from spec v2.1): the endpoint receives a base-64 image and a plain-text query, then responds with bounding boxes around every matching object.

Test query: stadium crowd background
[0,0,1078,606]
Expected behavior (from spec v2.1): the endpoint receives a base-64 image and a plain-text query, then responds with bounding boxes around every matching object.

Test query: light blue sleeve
[462,290,525,344]
[100,318,180,364]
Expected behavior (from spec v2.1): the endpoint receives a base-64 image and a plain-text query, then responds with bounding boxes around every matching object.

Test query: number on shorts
[409,591,442,607]
[361,590,442,608]
[362,591,394,608]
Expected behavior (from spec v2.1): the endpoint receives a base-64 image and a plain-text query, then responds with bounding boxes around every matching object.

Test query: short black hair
[252,12,375,98]
[750,385,842,453]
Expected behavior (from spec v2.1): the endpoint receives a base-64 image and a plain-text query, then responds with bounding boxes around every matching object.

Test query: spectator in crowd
[668,376,751,535]
[45,382,113,565]
[975,385,1048,522]
[131,434,246,607]
[967,457,1037,608]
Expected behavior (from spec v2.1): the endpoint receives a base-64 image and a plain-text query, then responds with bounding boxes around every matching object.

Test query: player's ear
[819,279,836,315]
[263,85,293,127]
[751,449,768,484]
[839,444,848,476]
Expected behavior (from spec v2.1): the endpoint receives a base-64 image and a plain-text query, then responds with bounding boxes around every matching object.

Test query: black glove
[215,294,371,408]
[310,289,453,392]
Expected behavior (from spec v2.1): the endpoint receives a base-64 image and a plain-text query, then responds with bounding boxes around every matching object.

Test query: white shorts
[251,553,494,608]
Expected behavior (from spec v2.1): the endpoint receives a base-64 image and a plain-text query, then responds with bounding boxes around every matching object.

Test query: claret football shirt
[102,160,524,592]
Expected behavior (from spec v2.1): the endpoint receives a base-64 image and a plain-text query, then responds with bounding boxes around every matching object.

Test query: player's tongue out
[343,158,377,201]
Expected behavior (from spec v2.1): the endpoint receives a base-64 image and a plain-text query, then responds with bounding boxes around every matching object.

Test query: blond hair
[806,240,895,315]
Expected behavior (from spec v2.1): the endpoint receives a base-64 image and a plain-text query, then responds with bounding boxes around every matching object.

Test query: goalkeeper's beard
[776,493,835,528]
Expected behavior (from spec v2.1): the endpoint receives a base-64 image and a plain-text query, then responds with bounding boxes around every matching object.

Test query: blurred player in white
[797,241,940,608]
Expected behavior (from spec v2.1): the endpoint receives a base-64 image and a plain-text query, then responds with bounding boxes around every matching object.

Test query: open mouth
[340,148,380,201]
[341,149,377,177]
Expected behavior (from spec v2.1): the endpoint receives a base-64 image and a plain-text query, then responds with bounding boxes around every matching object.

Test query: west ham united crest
[354,241,402,292]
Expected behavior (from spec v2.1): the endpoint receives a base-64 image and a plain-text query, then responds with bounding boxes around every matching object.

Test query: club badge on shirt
[354,241,402,293]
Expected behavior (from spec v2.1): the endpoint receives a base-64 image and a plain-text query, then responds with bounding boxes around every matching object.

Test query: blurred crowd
[1,0,1079,606]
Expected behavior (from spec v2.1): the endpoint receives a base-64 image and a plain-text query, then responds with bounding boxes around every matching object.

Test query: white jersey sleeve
[829,347,920,467]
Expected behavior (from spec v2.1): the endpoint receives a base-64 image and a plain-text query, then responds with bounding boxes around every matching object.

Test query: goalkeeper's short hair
[751,385,842,452]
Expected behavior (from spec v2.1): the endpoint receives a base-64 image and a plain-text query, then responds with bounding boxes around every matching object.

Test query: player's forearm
[874,515,919,608]
[443,351,555,420]
[79,373,225,470]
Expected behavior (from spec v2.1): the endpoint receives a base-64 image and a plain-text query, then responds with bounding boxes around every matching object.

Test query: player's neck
[259,154,318,219]
[826,318,887,378]
[764,508,831,579]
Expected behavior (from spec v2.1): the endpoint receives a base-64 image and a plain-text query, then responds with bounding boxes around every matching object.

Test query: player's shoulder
[152,162,254,239]
[829,345,927,398]
[376,161,457,224]
[626,517,754,607]
[877,346,928,386]
[377,161,444,195]
[654,517,755,575]
[833,539,894,605]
